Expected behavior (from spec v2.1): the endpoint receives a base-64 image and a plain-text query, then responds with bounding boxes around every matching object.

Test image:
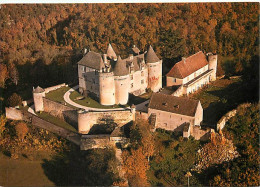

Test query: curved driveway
[63,85,149,112]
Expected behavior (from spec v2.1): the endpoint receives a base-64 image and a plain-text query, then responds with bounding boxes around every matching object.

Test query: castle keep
[78,44,162,105]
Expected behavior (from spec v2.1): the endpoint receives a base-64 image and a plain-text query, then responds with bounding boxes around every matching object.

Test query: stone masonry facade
[78,44,162,105]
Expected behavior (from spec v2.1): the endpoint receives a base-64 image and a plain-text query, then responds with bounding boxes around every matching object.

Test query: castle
[78,44,162,105]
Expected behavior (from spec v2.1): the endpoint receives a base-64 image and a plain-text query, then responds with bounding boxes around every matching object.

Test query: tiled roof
[114,56,129,76]
[77,51,105,70]
[33,86,44,93]
[145,45,160,63]
[167,51,209,79]
[107,43,117,60]
[148,93,200,117]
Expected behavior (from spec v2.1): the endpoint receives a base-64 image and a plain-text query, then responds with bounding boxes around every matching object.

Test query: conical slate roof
[107,43,117,60]
[146,45,160,63]
[34,86,44,93]
[113,56,129,76]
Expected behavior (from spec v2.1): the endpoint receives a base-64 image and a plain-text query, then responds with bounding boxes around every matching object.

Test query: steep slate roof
[107,43,117,60]
[125,54,145,71]
[113,56,129,76]
[148,93,200,117]
[78,51,105,70]
[33,86,44,93]
[145,45,160,63]
[167,51,208,79]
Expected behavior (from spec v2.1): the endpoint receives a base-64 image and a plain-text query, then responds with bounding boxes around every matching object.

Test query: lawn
[0,152,55,186]
[45,86,71,104]
[69,89,129,109]
[190,77,248,127]
[37,111,77,132]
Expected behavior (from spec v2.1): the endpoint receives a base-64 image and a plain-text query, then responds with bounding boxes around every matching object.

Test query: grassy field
[190,77,247,127]
[0,153,55,186]
[70,89,128,109]
[45,86,71,104]
[37,111,77,132]
[148,130,201,186]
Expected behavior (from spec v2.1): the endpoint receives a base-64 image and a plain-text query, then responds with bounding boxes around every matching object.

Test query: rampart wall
[43,98,78,127]
[216,103,251,131]
[44,83,66,93]
[5,107,24,120]
[78,109,134,134]
[5,107,80,145]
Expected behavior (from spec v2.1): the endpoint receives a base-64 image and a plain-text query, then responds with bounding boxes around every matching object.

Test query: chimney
[182,57,186,63]
[103,54,107,64]
[133,45,136,48]
[84,48,88,54]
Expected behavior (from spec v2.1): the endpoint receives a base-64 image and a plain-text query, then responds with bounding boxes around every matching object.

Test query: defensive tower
[146,45,162,92]
[33,86,45,112]
[207,52,218,81]
[114,56,130,105]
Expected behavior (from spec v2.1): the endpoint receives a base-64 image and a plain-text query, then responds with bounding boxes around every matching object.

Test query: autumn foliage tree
[7,93,22,107]
[122,117,155,186]
[15,122,29,141]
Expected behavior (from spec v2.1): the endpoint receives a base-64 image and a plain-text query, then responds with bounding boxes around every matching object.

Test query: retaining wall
[78,109,134,134]
[43,98,78,127]
[5,107,24,120]
[216,103,251,131]
[5,107,80,145]
[44,83,66,93]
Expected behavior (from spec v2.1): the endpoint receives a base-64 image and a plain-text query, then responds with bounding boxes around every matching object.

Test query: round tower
[99,71,115,105]
[146,45,162,92]
[208,53,218,81]
[78,109,92,134]
[33,86,45,112]
[113,56,130,105]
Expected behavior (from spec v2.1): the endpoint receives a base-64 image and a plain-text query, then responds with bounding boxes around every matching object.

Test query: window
[141,71,144,76]
[141,80,144,84]
[131,83,133,88]
[130,74,133,80]
[173,78,176,83]
[82,66,85,72]
[164,123,167,127]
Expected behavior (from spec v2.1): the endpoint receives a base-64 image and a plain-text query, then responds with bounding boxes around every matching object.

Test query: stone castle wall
[78,109,134,134]
[44,83,66,93]
[43,98,78,127]
[5,107,24,120]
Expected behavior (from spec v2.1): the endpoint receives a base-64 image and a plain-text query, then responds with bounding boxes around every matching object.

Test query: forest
[0,3,259,110]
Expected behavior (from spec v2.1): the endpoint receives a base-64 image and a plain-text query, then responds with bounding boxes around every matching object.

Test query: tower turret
[146,45,162,92]
[33,86,45,112]
[114,56,130,105]
[207,53,218,81]
[99,71,115,106]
